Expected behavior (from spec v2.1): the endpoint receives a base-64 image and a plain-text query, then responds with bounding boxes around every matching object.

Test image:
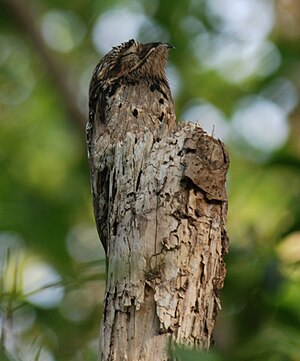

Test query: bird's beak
[165,43,175,49]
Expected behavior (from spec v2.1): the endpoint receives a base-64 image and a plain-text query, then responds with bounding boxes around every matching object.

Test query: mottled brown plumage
[87,39,176,252]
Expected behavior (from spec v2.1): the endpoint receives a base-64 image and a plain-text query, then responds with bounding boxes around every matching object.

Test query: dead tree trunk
[88,119,229,360]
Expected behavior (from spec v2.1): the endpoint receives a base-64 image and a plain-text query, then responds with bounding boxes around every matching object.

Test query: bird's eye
[121,52,135,58]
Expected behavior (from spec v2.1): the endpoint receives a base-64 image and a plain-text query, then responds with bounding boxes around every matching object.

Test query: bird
[87,39,176,253]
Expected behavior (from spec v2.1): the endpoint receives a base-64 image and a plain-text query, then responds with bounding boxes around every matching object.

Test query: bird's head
[97,39,174,83]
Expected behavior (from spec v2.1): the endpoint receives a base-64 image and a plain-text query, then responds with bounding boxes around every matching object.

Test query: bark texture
[88,116,229,360]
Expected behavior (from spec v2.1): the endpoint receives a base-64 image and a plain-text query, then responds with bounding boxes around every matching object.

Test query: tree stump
[88,119,229,360]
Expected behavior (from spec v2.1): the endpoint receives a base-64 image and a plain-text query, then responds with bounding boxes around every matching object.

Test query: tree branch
[89,121,229,360]
[3,0,86,132]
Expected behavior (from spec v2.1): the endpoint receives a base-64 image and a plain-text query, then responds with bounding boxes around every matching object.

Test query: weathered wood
[89,120,229,360]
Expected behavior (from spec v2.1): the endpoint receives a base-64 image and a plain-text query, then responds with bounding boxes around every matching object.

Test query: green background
[1,0,300,360]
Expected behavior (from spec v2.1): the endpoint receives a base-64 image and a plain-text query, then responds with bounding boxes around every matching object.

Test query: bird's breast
[98,79,176,141]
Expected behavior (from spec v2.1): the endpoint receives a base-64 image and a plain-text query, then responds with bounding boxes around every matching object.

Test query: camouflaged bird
[87,39,176,253]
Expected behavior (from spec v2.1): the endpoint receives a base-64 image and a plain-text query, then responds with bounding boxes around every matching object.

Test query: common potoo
[87,39,176,253]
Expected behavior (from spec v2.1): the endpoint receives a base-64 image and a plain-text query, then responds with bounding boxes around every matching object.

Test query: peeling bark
[88,116,229,360]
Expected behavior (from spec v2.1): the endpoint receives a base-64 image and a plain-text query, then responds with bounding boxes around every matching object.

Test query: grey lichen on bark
[88,121,229,361]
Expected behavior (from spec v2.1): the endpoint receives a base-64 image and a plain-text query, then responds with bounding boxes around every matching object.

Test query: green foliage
[171,345,223,361]
[1,0,300,360]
